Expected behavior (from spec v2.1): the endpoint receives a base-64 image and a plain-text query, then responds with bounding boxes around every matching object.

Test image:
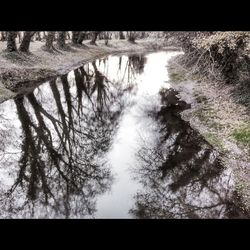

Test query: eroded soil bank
[0,39,178,103]
[168,55,250,211]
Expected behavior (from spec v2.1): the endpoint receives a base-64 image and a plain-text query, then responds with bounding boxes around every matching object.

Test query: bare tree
[119,31,125,40]
[103,32,110,45]
[19,32,36,52]
[127,31,138,43]
[17,32,22,43]
[35,32,42,41]
[66,32,71,40]
[6,31,18,52]
[0,31,6,41]
[43,31,47,40]
[77,32,87,45]
[71,31,88,46]
[57,31,67,49]
[90,31,101,45]
[72,31,80,44]
[43,31,55,51]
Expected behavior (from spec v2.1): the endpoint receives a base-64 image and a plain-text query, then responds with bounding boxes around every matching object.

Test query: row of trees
[1,31,159,53]
[4,31,102,52]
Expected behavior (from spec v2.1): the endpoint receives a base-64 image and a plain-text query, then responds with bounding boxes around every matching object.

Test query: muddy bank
[168,55,250,211]
[0,39,179,103]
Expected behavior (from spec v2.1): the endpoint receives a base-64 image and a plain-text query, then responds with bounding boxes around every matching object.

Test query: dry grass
[168,56,250,209]
[0,38,171,98]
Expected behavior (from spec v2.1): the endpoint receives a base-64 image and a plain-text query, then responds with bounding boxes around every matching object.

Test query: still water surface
[0,51,247,218]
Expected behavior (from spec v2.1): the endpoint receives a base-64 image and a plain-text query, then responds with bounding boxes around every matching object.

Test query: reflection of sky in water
[94,51,182,218]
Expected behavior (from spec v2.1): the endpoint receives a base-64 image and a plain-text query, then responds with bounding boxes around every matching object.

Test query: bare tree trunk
[72,31,80,44]
[77,32,86,44]
[31,34,35,42]
[17,32,22,43]
[36,32,42,41]
[43,31,47,40]
[104,32,109,45]
[66,32,71,40]
[6,31,18,52]
[127,31,137,43]
[90,31,101,45]
[19,32,36,52]
[44,32,55,51]
[99,33,104,40]
[119,31,125,39]
[57,31,66,49]
[140,32,146,39]
[0,31,6,41]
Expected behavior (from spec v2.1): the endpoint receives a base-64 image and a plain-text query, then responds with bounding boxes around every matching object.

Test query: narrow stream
[0,51,248,218]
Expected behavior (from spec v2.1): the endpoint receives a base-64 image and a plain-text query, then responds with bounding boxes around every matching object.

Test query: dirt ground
[168,56,250,211]
[0,38,176,103]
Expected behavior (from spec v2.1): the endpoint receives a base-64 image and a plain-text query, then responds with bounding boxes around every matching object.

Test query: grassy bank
[168,55,250,210]
[0,39,177,103]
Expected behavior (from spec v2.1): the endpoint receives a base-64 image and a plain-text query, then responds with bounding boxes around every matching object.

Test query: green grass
[232,126,250,148]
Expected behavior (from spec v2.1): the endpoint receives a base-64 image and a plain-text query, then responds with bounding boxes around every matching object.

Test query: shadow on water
[0,51,248,218]
[130,88,249,219]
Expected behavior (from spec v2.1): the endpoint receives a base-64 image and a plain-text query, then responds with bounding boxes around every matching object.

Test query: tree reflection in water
[128,54,146,75]
[0,55,140,218]
[130,88,249,219]
[1,52,241,219]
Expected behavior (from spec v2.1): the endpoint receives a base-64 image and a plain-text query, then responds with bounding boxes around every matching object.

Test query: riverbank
[168,55,250,211]
[0,39,178,103]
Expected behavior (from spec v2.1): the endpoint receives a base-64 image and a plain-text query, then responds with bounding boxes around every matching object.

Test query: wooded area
[2,31,249,86]
[0,31,164,52]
